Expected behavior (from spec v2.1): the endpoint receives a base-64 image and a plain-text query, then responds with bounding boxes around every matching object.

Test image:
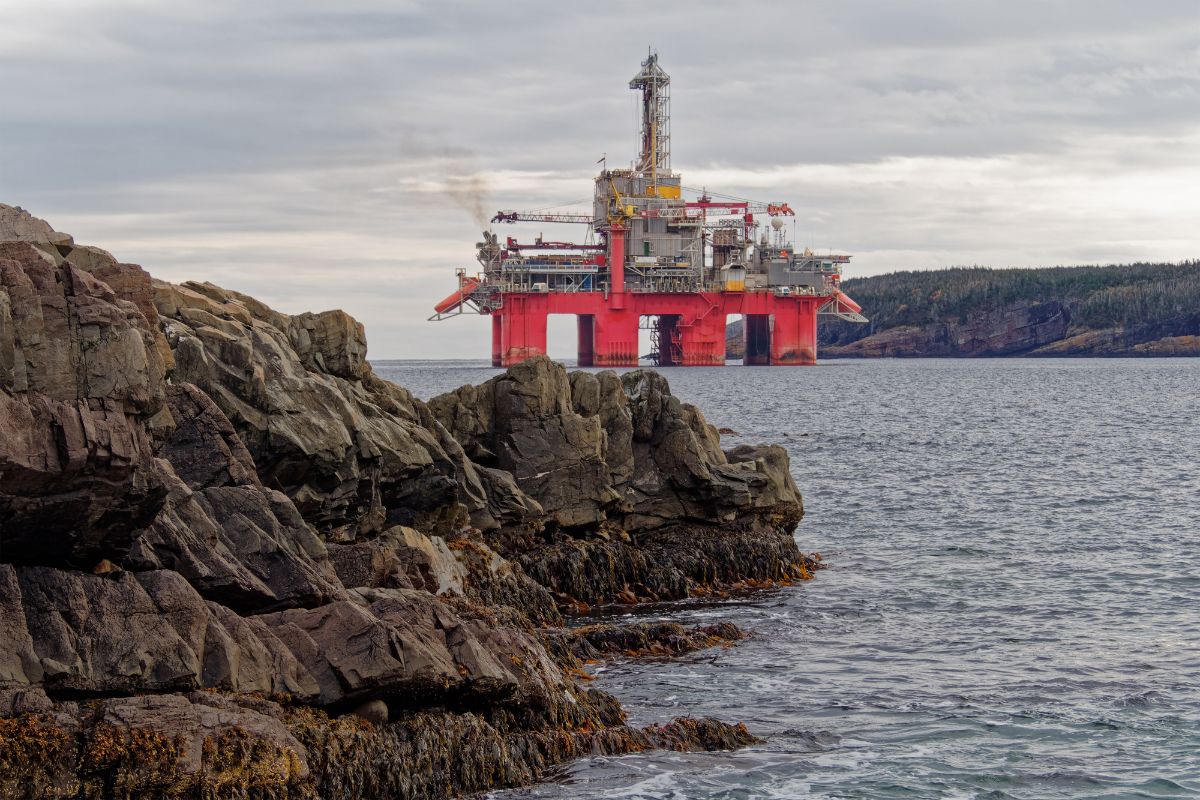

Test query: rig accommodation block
[431,53,866,366]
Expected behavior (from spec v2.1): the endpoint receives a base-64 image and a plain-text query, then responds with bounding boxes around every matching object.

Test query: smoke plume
[445,172,491,228]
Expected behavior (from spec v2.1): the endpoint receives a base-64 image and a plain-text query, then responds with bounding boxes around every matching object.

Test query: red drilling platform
[431,53,867,367]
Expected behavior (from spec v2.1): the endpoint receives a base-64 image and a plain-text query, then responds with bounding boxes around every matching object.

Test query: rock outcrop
[429,360,810,608]
[0,206,815,799]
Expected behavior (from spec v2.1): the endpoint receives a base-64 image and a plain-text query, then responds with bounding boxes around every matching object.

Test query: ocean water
[373,358,1200,800]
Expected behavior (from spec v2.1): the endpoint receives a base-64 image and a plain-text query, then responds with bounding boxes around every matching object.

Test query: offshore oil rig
[431,53,866,367]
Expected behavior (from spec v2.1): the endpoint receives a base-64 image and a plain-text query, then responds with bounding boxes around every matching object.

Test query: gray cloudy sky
[3,1,1199,358]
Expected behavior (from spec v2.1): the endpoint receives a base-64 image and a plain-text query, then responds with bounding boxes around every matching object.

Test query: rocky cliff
[0,205,815,799]
[816,263,1200,358]
[824,299,1072,357]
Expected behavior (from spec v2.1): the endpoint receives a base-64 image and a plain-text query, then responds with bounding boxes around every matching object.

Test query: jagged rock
[0,242,171,566]
[154,280,535,539]
[126,380,346,614]
[0,566,42,688]
[128,483,346,614]
[428,357,806,606]
[0,204,73,247]
[157,382,259,489]
[430,357,802,537]
[431,358,619,528]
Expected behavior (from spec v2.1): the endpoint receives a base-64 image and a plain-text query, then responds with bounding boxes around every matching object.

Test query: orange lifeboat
[433,277,480,314]
[833,289,862,314]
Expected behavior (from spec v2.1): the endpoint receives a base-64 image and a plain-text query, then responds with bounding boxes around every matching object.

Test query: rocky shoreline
[0,205,817,799]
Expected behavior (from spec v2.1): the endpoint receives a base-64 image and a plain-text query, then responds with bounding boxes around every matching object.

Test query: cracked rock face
[0,240,170,566]
[0,205,811,799]
[154,279,537,540]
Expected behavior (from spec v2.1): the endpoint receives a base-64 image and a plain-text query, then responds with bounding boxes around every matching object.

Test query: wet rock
[284,705,757,800]
[644,716,763,751]
[445,536,562,628]
[544,621,747,665]
[517,523,809,608]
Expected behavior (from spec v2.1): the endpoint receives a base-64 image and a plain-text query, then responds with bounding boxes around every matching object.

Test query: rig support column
[608,225,627,298]
[592,308,638,367]
[491,314,503,367]
[770,301,818,365]
[500,297,548,366]
[678,314,726,366]
[577,314,595,367]
[744,314,771,365]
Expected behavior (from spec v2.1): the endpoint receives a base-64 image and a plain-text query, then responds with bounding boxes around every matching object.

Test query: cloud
[2,0,1199,358]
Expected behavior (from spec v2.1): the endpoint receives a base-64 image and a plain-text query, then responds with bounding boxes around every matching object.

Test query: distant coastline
[727,262,1200,358]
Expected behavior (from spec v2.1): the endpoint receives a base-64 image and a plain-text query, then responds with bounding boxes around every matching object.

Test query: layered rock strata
[0,206,813,799]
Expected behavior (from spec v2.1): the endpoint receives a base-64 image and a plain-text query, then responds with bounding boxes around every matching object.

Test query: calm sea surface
[374,358,1200,800]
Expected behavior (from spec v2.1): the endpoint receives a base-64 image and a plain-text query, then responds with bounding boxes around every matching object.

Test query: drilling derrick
[430,53,867,367]
[631,52,670,183]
